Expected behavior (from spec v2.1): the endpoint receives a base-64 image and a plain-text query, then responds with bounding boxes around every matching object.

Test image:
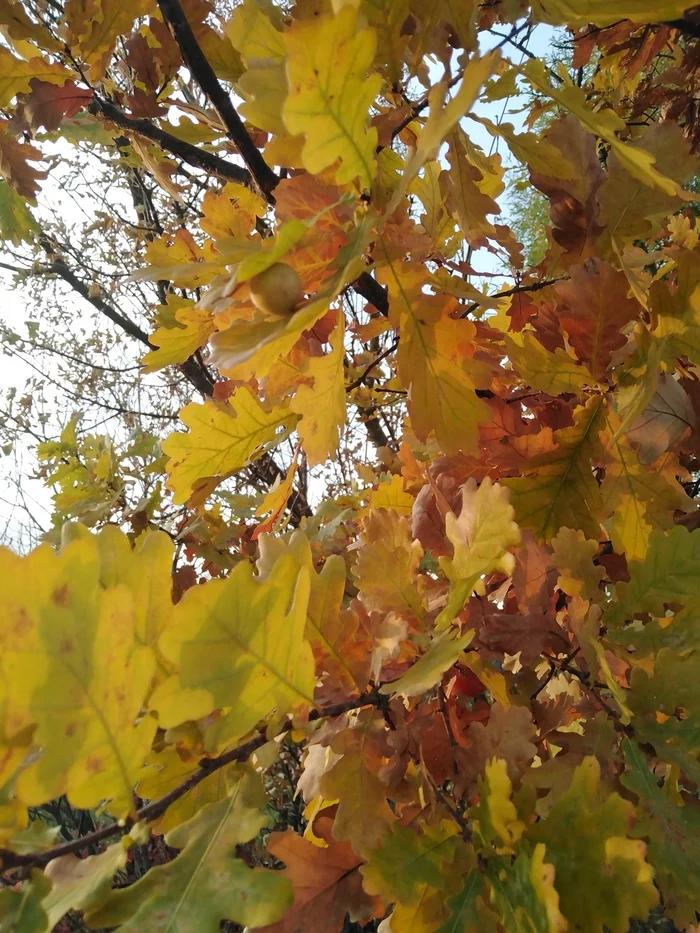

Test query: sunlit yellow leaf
[365,473,414,516]
[283,6,382,188]
[0,537,156,817]
[152,549,314,744]
[531,0,695,26]
[437,478,520,627]
[142,300,215,373]
[162,387,295,505]
[291,316,345,466]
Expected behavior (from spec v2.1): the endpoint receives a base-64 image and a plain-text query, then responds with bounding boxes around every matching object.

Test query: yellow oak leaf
[506,333,599,396]
[471,759,526,855]
[406,51,500,180]
[91,525,175,668]
[353,508,424,622]
[527,757,658,933]
[0,536,156,817]
[437,478,520,626]
[551,528,605,602]
[225,0,285,63]
[142,300,215,373]
[152,549,314,745]
[531,0,695,26]
[260,530,369,694]
[253,450,299,539]
[137,747,233,835]
[199,183,266,239]
[380,627,474,698]
[468,113,576,179]
[409,161,457,256]
[162,387,295,505]
[0,48,71,108]
[601,430,691,562]
[523,60,682,196]
[365,474,414,516]
[282,6,382,189]
[291,316,345,466]
[64,0,155,80]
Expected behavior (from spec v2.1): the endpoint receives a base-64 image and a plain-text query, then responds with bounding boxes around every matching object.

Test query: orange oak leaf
[555,260,642,379]
[259,817,383,933]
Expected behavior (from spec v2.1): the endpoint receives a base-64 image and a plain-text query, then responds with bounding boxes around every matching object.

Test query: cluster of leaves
[1,0,700,932]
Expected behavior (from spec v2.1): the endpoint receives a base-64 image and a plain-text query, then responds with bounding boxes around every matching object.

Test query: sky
[0,21,559,549]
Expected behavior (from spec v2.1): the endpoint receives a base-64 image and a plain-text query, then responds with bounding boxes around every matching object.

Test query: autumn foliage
[2,0,700,932]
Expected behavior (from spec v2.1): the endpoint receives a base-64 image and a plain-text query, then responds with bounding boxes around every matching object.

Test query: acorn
[248,262,303,317]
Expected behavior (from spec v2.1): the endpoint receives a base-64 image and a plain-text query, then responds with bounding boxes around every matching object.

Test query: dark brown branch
[665,17,700,40]
[89,97,253,187]
[351,272,389,316]
[156,0,280,201]
[0,690,385,873]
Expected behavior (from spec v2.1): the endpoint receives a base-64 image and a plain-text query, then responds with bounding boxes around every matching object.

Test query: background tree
[1,2,700,933]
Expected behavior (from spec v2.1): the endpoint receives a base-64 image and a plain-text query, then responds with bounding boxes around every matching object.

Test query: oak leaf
[16,79,91,132]
[524,60,682,196]
[0,119,45,199]
[505,332,598,396]
[162,388,295,505]
[87,771,292,932]
[503,396,607,542]
[550,528,604,601]
[456,705,537,798]
[291,316,345,466]
[438,478,520,625]
[0,536,156,817]
[0,869,50,933]
[554,260,641,380]
[44,831,137,928]
[361,820,460,906]
[380,628,474,698]
[353,509,424,622]
[621,738,700,929]
[532,0,699,26]
[152,549,314,743]
[282,6,382,189]
[527,757,658,933]
[258,816,382,933]
[320,712,396,854]
[0,48,70,108]
[142,299,215,374]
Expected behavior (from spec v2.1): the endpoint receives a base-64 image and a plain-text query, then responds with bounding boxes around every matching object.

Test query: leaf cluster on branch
[1,0,700,932]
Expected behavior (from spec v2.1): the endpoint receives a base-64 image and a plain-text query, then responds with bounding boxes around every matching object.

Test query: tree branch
[156,0,280,201]
[0,690,386,873]
[89,97,253,187]
[460,276,568,318]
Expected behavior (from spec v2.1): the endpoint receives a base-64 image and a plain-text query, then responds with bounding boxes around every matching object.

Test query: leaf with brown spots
[0,533,157,818]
